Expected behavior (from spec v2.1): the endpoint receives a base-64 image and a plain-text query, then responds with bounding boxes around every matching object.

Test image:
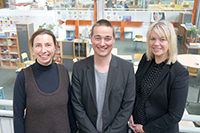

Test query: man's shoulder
[74,56,93,67]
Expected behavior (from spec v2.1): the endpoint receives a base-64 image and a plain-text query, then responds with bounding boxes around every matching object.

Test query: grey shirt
[95,67,108,133]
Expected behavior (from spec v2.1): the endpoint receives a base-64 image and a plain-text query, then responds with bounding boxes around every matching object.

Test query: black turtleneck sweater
[13,60,77,133]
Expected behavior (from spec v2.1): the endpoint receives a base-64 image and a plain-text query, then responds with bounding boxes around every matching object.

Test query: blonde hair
[146,20,177,64]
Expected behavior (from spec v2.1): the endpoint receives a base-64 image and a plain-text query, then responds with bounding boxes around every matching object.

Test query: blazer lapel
[148,64,170,97]
[136,60,152,89]
[105,55,119,98]
[86,56,97,108]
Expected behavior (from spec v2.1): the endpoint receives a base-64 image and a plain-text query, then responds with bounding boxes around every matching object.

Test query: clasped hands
[129,115,145,133]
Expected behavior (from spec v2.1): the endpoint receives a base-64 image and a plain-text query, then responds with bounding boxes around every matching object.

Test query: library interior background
[1,0,200,132]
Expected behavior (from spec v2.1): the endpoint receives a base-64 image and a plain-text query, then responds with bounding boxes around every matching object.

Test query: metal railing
[0,99,200,133]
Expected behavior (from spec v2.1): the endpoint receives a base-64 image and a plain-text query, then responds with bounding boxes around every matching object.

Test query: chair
[133,35,144,51]
[0,87,6,109]
[21,52,34,64]
[188,67,199,87]
[170,2,175,8]
[136,35,142,38]
[133,53,143,66]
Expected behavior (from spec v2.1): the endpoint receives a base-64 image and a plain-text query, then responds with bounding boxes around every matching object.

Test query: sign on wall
[56,10,94,21]
[0,16,20,31]
[152,12,165,22]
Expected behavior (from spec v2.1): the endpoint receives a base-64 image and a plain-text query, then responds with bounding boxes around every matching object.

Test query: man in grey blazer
[71,19,136,133]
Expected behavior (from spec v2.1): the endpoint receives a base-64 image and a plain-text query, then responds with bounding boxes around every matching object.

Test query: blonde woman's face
[149,30,169,62]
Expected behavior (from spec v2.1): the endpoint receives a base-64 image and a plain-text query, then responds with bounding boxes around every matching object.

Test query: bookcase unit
[178,12,193,35]
[60,40,74,72]
[59,39,90,72]
[0,37,19,69]
[73,39,90,60]
[181,25,199,54]
[55,40,61,63]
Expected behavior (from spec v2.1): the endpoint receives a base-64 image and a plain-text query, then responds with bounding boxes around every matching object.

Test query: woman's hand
[134,124,145,133]
[129,115,137,132]
[129,115,145,133]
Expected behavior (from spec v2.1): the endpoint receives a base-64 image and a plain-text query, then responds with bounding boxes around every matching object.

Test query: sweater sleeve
[13,70,26,133]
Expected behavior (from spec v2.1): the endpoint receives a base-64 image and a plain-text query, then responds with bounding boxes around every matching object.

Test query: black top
[13,60,77,133]
[133,59,166,125]
[133,53,189,133]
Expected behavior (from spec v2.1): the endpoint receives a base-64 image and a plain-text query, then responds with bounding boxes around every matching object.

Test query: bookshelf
[0,37,19,69]
[59,39,90,72]
[73,39,90,59]
[178,12,193,36]
[60,40,74,72]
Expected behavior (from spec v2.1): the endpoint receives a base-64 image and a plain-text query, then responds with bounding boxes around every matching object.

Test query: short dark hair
[29,29,57,47]
[91,19,115,38]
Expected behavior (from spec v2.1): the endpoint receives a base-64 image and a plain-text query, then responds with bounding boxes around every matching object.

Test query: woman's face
[149,30,169,62]
[32,34,56,66]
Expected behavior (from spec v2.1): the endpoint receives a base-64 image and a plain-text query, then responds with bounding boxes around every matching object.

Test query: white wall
[0,9,189,39]
[79,0,93,4]
[0,10,55,32]
[104,10,180,37]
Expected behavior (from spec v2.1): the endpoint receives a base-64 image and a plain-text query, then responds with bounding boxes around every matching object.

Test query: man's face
[91,25,115,58]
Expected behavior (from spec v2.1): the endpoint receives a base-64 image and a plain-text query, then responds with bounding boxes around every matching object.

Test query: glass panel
[103,0,194,11]
[7,0,195,11]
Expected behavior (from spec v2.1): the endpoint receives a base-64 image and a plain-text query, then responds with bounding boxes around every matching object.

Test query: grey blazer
[71,55,136,133]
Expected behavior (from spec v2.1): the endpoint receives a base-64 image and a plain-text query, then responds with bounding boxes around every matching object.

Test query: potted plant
[187,26,197,44]
[38,23,62,37]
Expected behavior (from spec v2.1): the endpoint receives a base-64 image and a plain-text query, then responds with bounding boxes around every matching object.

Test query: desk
[66,29,75,38]
[116,55,132,62]
[115,30,121,40]
[133,37,146,51]
[124,30,133,41]
[177,54,200,69]
[177,54,200,103]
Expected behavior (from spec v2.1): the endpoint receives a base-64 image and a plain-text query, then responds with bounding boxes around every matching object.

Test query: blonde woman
[129,21,188,133]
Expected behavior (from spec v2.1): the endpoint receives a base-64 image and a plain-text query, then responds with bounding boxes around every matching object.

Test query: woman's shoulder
[56,62,65,68]
[172,61,187,70]
[56,63,69,73]
[17,69,25,79]
[170,61,188,74]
